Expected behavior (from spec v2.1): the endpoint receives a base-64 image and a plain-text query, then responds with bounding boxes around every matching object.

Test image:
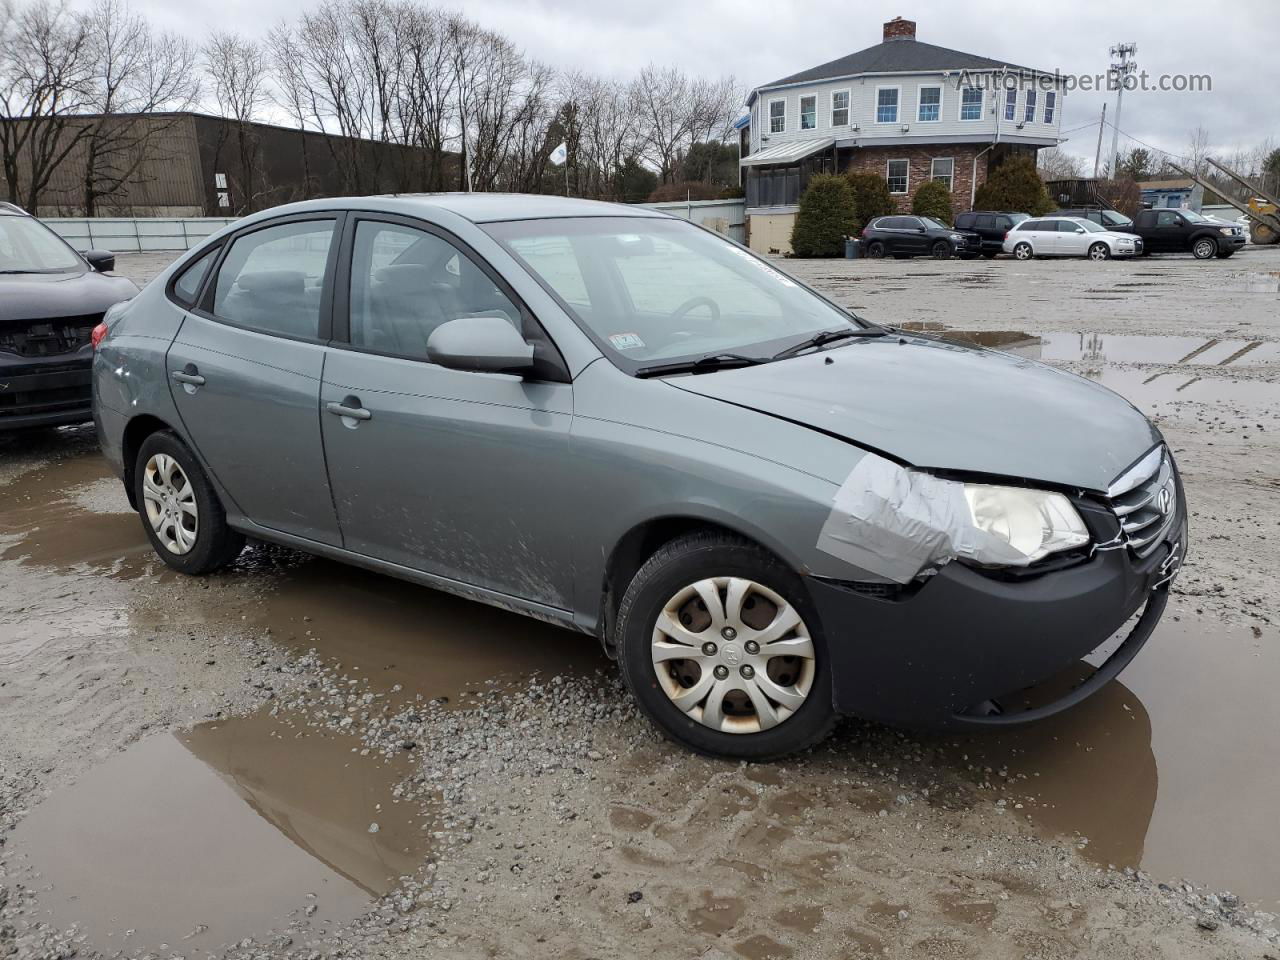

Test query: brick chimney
[883,16,916,41]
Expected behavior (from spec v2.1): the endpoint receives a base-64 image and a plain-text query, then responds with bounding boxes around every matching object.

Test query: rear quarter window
[170,247,219,307]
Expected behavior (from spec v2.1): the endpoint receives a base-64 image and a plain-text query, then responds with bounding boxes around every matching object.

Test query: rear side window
[1019,220,1043,231]
[954,213,973,228]
[975,215,995,229]
[171,247,219,307]
[211,220,335,339]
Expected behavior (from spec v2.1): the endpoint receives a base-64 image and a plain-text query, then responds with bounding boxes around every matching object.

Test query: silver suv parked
[93,195,1186,758]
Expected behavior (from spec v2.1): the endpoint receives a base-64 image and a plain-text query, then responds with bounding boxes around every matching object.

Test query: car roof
[242,193,670,225]
[0,201,29,217]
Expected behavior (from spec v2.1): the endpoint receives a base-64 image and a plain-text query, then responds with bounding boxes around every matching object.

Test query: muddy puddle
[9,704,427,953]
[942,616,1280,908]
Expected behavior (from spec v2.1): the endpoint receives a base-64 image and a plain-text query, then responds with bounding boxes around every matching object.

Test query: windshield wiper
[771,326,886,361]
[634,352,767,379]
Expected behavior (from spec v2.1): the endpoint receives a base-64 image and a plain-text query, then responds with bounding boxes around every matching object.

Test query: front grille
[1108,448,1177,558]
[0,314,101,357]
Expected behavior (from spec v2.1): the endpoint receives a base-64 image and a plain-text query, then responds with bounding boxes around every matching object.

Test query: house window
[917,86,941,122]
[876,87,899,123]
[886,159,909,194]
[769,99,785,134]
[959,87,983,120]
[1004,88,1017,121]
[1044,91,1057,124]
[1024,89,1037,123]
[831,90,850,127]
[930,157,954,191]
[800,95,816,130]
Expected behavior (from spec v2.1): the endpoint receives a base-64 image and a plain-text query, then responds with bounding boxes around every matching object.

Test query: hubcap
[142,453,198,555]
[651,577,816,734]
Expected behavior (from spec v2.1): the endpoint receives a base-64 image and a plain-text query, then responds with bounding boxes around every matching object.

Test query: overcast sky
[84,0,1275,167]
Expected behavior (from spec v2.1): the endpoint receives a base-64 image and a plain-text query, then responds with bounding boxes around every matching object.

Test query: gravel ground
[1,246,1278,959]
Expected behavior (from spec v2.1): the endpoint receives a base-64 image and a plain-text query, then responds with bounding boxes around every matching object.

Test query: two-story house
[740,17,1065,253]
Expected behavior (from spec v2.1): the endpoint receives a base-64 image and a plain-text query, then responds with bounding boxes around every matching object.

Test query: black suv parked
[0,202,136,430]
[1123,208,1246,259]
[1056,206,1133,230]
[953,210,1030,257]
[861,216,983,260]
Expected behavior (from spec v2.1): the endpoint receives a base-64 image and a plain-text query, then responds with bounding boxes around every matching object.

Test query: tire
[930,240,952,259]
[1216,249,1235,259]
[1192,237,1217,259]
[1013,242,1034,261]
[1088,242,1111,261]
[982,250,1000,259]
[134,430,244,575]
[616,531,837,760]
[866,241,885,259]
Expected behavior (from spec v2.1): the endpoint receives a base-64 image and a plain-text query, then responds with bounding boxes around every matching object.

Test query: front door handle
[326,397,372,422]
[171,364,205,391]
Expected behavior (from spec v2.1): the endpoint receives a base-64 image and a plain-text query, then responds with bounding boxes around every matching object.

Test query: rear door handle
[326,398,372,421]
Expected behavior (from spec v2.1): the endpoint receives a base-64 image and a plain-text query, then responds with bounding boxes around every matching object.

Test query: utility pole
[1108,42,1137,179]
[1093,102,1107,178]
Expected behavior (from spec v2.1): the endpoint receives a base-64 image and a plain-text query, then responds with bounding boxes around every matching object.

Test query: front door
[1056,221,1088,256]
[167,215,343,545]
[319,216,576,609]
[1151,211,1182,252]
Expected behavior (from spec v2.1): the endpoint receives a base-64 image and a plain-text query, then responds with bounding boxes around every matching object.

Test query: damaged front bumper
[809,483,1187,731]
[0,348,94,430]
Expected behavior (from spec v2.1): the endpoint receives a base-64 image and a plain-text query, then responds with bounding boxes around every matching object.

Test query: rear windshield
[0,215,83,274]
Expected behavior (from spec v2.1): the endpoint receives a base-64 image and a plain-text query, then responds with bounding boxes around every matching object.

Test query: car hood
[0,270,137,322]
[667,334,1161,493]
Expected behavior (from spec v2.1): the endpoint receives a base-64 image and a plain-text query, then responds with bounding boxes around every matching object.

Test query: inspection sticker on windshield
[609,332,646,350]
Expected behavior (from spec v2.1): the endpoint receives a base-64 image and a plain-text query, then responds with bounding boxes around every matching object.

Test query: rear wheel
[616,532,836,759]
[134,430,244,575]
[866,241,885,259]
[982,250,1000,259]
[1088,242,1111,261]
[1013,242,1034,261]
[930,240,952,259]
[1192,237,1217,259]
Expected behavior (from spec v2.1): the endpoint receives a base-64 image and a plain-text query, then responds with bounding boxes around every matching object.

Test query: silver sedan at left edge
[91,194,1187,758]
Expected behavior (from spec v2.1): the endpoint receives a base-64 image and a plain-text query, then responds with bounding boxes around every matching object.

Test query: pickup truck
[1123,208,1247,259]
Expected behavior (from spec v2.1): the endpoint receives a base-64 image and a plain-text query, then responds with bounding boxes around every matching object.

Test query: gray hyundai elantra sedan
[91,194,1187,758]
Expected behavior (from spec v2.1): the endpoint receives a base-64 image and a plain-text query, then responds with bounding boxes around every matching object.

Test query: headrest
[235,270,305,295]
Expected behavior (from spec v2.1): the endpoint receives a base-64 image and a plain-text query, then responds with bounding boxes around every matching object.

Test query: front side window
[1024,89,1037,123]
[1044,91,1057,124]
[960,87,983,120]
[917,86,941,122]
[1156,211,1181,227]
[0,215,83,274]
[1004,88,1017,121]
[886,159,909,194]
[930,157,954,191]
[348,220,521,359]
[211,219,334,338]
[487,217,866,371]
[769,99,785,133]
[800,95,816,130]
[171,247,219,307]
[876,88,899,123]
[831,90,850,126]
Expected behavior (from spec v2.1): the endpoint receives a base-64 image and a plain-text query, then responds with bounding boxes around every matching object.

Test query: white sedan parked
[1003,216,1142,261]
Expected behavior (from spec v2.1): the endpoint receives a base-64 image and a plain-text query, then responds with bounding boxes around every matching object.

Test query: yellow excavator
[1170,158,1280,245]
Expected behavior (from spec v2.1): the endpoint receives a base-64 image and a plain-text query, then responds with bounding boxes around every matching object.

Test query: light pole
[1108,42,1137,178]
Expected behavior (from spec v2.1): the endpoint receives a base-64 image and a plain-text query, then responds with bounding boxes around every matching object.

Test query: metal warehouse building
[9,112,454,218]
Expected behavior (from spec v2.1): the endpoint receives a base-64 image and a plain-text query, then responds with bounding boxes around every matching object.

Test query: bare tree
[0,0,95,210]
[203,30,269,213]
[1037,146,1084,180]
[632,64,697,184]
[1186,126,1211,176]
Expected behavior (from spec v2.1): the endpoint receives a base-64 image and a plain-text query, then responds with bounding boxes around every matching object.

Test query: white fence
[43,217,237,253]
[41,199,747,253]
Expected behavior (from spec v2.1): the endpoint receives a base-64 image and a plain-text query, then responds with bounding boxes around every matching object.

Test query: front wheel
[1013,242,1034,261]
[930,240,952,259]
[1088,242,1111,261]
[1216,249,1235,259]
[1192,237,1217,259]
[616,532,836,759]
[134,430,245,575]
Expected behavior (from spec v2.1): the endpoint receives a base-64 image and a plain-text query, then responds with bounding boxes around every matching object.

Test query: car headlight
[949,233,964,241]
[961,483,1090,565]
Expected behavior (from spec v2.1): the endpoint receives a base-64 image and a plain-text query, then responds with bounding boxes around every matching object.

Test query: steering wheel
[669,296,721,327]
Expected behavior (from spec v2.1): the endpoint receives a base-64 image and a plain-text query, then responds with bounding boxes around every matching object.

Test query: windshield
[921,217,950,230]
[1008,213,1030,224]
[1179,209,1209,223]
[0,215,84,273]
[1077,219,1107,233]
[485,217,868,370]
[1101,210,1132,226]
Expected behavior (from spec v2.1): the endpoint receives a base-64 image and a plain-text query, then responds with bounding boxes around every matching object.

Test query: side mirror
[82,249,115,272]
[1075,227,1086,234]
[426,315,535,375]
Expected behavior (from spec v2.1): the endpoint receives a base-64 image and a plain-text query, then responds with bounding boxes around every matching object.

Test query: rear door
[318,214,576,608]
[166,214,343,545]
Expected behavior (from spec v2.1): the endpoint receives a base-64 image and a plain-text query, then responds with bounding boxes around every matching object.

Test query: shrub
[911,179,954,224]
[790,173,857,257]
[973,156,1054,215]
[846,172,896,231]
